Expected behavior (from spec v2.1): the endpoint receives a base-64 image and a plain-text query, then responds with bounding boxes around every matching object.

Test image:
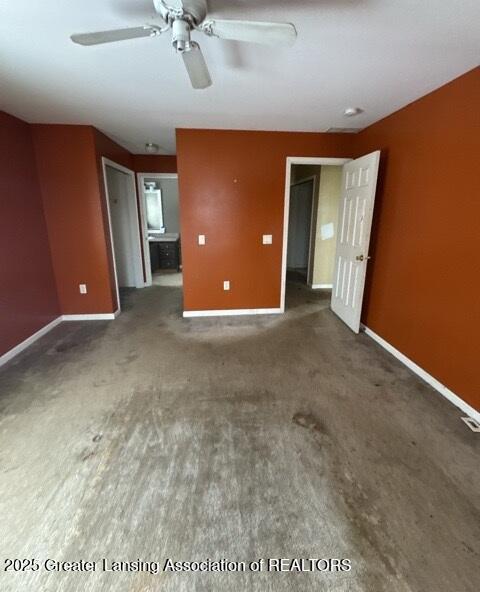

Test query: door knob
[356,254,371,262]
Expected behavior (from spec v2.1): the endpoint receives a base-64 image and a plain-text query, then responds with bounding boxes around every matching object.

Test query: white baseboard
[183,308,283,318]
[363,325,480,423]
[0,311,120,369]
[62,313,117,321]
[310,283,333,289]
[0,317,62,368]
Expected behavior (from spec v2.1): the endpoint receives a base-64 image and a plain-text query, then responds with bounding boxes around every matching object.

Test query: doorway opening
[137,173,182,291]
[102,158,144,314]
[283,158,349,308]
[282,154,380,333]
[287,163,345,291]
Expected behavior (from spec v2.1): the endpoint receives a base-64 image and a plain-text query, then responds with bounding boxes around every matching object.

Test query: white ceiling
[1,1,479,154]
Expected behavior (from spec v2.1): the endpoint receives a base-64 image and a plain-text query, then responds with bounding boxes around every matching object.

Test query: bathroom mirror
[145,186,164,232]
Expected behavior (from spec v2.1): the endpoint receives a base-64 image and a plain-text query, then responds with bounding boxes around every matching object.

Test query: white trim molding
[0,317,63,368]
[183,308,282,318]
[0,312,121,369]
[62,313,117,321]
[102,157,144,313]
[311,283,333,289]
[363,325,480,423]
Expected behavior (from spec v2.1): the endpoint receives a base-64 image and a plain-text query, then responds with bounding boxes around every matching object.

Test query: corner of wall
[32,124,118,316]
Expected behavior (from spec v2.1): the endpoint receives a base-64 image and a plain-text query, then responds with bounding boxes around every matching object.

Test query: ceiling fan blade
[202,19,297,47]
[182,43,212,89]
[71,26,157,46]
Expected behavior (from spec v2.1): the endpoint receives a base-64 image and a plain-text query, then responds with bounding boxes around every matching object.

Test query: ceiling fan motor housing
[154,0,207,26]
[172,19,192,52]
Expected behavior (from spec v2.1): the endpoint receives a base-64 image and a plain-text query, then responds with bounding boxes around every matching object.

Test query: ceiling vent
[326,127,361,134]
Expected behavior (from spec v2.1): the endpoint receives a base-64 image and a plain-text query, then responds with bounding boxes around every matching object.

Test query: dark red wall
[32,125,117,314]
[132,155,177,173]
[95,130,132,171]
[0,119,173,351]
[0,112,59,356]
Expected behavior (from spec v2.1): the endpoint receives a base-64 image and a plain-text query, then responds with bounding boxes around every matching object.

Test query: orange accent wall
[177,129,352,311]
[32,125,117,314]
[0,112,59,356]
[132,155,177,173]
[354,67,480,410]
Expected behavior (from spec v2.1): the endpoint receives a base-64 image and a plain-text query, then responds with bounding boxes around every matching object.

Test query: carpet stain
[292,412,328,435]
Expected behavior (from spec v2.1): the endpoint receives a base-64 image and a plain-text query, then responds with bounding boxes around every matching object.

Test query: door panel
[331,151,380,332]
[106,167,137,288]
[287,180,314,270]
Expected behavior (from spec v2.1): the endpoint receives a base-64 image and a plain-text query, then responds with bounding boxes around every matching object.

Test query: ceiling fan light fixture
[145,142,159,154]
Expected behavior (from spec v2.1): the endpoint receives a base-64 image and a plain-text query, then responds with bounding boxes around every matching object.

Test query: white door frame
[136,172,179,287]
[281,157,351,311]
[102,157,144,315]
[288,175,317,284]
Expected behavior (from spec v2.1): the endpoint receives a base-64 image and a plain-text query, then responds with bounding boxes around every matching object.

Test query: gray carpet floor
[0,281,478,591]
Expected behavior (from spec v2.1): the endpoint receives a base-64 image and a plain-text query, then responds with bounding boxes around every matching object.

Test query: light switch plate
[223,280,230,291]
[263,234,273,245]
[198,234,206,246]
[79,284,87,294]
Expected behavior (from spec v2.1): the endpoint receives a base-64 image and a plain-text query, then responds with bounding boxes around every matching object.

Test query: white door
[331,151,380,333]
[106,166,138,288]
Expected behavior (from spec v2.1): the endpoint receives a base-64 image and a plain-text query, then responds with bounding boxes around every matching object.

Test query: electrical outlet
[223,280,230,291]
[262,234,273,245]
[198,234,206,246]
[79,284,87,294]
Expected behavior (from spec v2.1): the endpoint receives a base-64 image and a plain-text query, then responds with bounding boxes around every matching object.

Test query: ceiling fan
[70,0,297,90]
